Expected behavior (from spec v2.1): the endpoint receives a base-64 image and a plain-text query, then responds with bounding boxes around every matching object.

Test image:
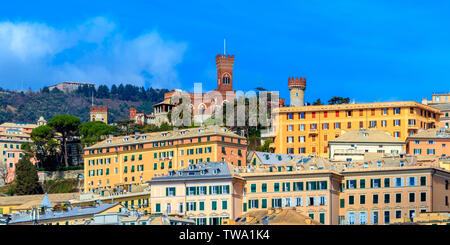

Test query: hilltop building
[129,107,155,125]
[48,81,95,93]
[153,53,237,126]
[90,106,108,124]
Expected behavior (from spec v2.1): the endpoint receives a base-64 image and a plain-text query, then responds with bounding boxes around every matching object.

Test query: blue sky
[0,0,449,104]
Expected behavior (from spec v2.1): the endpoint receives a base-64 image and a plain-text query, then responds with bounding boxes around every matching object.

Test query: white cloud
[0,17,187,90]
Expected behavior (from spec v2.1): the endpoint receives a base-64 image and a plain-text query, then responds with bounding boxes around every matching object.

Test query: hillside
[0,85,168,124]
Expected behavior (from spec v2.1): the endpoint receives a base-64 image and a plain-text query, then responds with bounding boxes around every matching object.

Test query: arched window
[222,73,231,84]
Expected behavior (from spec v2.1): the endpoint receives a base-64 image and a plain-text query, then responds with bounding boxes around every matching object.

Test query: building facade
[90,106,108,124]
[83,126,247,193]
[406,128,450,157]
[273,101,440,158]
[328,129,405,161]
[148,162,245,225]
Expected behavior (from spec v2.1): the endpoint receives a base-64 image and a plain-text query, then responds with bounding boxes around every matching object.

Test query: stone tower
[288,77,306,107]
[216,54,235,92]
[90,106,109,124]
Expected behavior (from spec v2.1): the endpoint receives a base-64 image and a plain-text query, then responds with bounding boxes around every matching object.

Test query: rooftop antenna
[224,37,226,55]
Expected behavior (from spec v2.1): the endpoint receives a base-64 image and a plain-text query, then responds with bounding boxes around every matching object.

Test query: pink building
[406,128,450,157]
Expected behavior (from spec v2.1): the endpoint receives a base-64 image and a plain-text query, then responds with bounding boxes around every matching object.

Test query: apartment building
[148,161,246,225]
[337,166,449,225]
[83,126,247,193]
[328,129,405,161]
[406,128,450,157]
[273,101,440,157]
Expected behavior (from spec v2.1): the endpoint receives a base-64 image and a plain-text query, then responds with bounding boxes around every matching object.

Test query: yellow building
[391,212,450,225]
[148,161,246,225]
[83,126,247,193]
[273,101,441,158]
[0,193,79,215]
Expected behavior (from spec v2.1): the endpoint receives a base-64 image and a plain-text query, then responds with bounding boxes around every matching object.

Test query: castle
[153,53,237,126]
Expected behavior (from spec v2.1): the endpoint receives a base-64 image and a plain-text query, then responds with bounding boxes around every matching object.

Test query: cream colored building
[328,129,405,161]
[148,161,245,225]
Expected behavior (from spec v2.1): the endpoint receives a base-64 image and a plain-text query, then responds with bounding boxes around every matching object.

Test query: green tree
[79,121,117,146]
[328,96,350,105]
[14,156,43,195]
[312,99,324,105]
[48,115,81,167]
[257,139,273,153]
[30,125,60,170]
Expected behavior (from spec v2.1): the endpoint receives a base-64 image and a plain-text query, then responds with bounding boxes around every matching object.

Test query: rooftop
[407,128,450,139]
[277,101,441,113]
[148,161,240,183]
[233,208,322,225]
[86,126,245,150]
[329,129,404,144]
[9,202,120,224]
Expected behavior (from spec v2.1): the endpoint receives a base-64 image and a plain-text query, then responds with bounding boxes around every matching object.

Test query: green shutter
[186,187,188,195]
[209,186,212,194]
[194,202,197,211]
[166,187,168,196]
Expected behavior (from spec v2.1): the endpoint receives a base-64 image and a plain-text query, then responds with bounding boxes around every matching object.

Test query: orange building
[406,128,450,157]
[83,126,247,193]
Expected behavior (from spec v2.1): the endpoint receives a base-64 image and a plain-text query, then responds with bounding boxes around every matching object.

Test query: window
[274,183,280,192]
[359,179,365,189]
[395,193,402,203]
[349,195,354,205]
[251,184,257,193]
[222,200,228,210]
[262,183,267,192]
[384,211,390,224]
[373,194,379,204]
[371,179,381,188]
[396,210,402,219]
[420,192,427,202]
[384,178,390,188]
[211,201,217,210]
[360,195,366,205]
[340,199,345,208]
[409,192,415,202]
[371,211,379,225]
[420,176,426,186]
[384,194,390,204]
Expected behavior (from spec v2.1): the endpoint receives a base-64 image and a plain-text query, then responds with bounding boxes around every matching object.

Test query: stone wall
[38,170,84,182]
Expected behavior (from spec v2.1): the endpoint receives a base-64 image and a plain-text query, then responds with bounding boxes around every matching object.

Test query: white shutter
[306,197,310,206]
[315,197,319,206]
[324,196,328,206]
[290,198,295,207]
[282,198,286,207]
[400,178,404,187]
[300,197,303,207]
[414,177,418,186]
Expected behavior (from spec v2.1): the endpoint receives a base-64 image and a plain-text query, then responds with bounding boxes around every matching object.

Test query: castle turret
[288,77,306,107]
[216,54,235,92]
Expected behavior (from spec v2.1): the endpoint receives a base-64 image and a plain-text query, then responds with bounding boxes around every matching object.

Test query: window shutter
[194,202,197,211]
[306,198,310,206]
[325,196,328,206]
[315,197,319,206]
[290,198,295,207]
[300,197,303,207]
[255,200,259,209]
[166,188,168,196]
[272,199,275,208]
[209,186,212,194]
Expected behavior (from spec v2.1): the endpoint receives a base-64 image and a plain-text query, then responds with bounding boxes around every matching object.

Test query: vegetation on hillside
[0,84,168,124]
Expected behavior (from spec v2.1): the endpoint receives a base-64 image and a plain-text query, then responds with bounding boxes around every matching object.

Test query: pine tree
[15,156,43,195]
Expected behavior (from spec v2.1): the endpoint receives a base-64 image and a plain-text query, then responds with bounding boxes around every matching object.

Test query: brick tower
[216,54,234,92]
[90,106,109,124]
[288,77,306,107]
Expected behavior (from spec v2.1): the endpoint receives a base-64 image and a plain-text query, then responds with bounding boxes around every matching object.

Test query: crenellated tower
[216,54,234,92]
[288,77,306,107]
